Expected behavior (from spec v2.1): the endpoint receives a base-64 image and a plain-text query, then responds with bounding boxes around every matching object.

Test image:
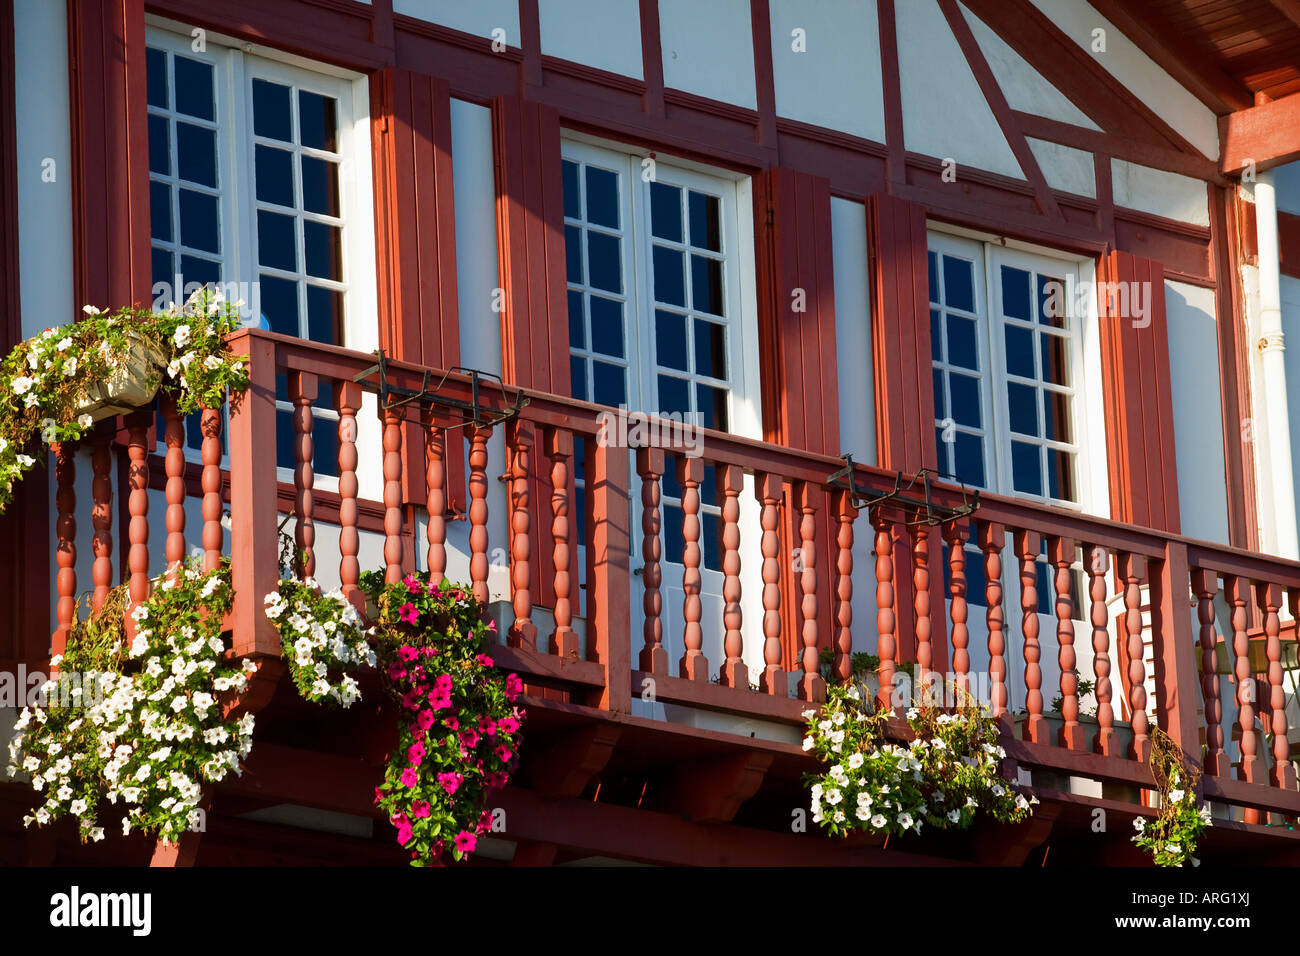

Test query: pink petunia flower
[476,653,494,668]
[398,645,419,662]
[411,800,431,819]
[444,716,459,732]
[496,744,513,762]
[397,822,414,846]
[454,831,477,854]
[408,741,426,765]
[437,772,461,795]
[404,574,422,595]
[479,716,497,736]
[497,715,520,735]
[505,673,523,701]
[398,603,419,626]
[416,709,435,730]
[460,728,481,749]
[400,767,419,788]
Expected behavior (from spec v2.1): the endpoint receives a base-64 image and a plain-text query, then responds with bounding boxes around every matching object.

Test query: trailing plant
[6,559,258,844]
[264,577,376,707]
[1131,726,1211,867]
[1050,669,1097,718]
[818,648,881,685]
[803,681,1036,839]
[363,572,524,865]
[0,288,249,513]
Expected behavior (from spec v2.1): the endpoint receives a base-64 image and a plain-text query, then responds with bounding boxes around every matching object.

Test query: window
[145,27,374,478]
[928,234,1088,509]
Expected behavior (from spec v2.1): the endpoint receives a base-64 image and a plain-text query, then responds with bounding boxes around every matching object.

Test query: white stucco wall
[768,0,885,142]
[393,0,520,46]
[658,0,757,110]
[1165,280,1230,545]
[538,0,644,79]
[1027,138,1096,198]
[1276,161,1300,217]
[1111,159,1210,226]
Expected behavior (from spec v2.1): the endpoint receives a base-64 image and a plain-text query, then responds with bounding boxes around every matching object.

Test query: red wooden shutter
[371,67,466,513]
[1097,250,1180,532]
[865,192,947,672]
[68,0,151,309]
[754,167,841,669]
[493,95,570,609]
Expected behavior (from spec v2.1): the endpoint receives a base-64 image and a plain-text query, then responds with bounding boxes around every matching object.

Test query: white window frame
[927,227,1110,519]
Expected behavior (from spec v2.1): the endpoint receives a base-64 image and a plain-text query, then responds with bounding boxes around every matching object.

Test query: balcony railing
[42,328,1300,830]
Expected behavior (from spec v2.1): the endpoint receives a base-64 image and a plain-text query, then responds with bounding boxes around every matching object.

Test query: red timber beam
[1220,93,1300,175]
[1282,210,1300,281]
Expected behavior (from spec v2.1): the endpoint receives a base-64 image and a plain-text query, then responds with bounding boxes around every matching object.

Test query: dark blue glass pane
[306,285,342,345]
[651,182,682,243]
[301,156,340,217]
[943,255,974,312]
[1038,273,1066,328]
[1007,382,1038,436]
[257,210,296,271]
[575,484,587,547]
[151,248,173,292]
[592,361,626,408]
[696,383,727,432]
[304,222,342,281]
[693,318,726,379]
[656,310,687,371]
[1043,389,1071,442]
[702,513,721,571]
[949,373,980,428]
[946,314,978,370]
[259,275,299,336]
[700,464,719,508]
[252,79,292,142]
[589,295,623,358]
[1001,265,1032,321]
[933,371,946,420]
[927,250,939,304]
[567,290,585,349]
[313,413,340,479]
[255,145,294,206]
[173,56,214,121]
[953,432,984,489]
[178,190,219,253]
[689,191,721,252]
[657,374,690,419]
[1004,324,1034,378]
[584,166,618,228]
[587,232,621,293]
[276,408,295,471]
[275,373,290,403]
[298,90,337,152]
[965,542,988,608]
[1036,561,1052,614]
[930,308,942,361]
[653,246,685,306]
[184,410,203,452]
[662,504,685,565]
[565,225,583,284]
[176,123,216,187]
[569,356,587,401]
[146,47,168,109]
[662,455,682,499]
[150,181,172,242]
[562,160,580,220]
[1011,440,1042,496]
[148,114,171,175]
[179,255,220,288]
[691,254,724,316]
[1041,332,1069,386]
[1047,447,1075,502]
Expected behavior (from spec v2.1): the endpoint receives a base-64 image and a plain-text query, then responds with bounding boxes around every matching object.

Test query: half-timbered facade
[4,0,1300,866]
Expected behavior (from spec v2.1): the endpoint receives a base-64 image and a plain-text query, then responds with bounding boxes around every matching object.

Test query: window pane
[147,48,169,109]
[257,210,297,271]
[657,374,690,418]
[276,408,296,472]
[1001,265,1031,320]
[652,246,686,306]
[927,250,939,304]
[298,90,337,152]
[562,160,581,220]
[179,189,220,253]
[256,145,295,206]
[150,181,172,242]
[301,156,340,217]
[946,314,978,370]
[930,308,942,361]
[567,290,585,349]
[306,285,343,345]
[949,372,981,428]
[173,56,214,121]
[148,114,171,175]
[304,221,342,281]
[252,79,292,142]
[651,182,682,242]
[313,413,340,479]
[702,512,722,571]
[696,383,728,431]
[176,123,217,187]
[152,248,174,291]
[688,191,721,252]
[1040,332,1070,386]
[1038,273,1067,328]
[179,255,220,288]
[943,255,974,312]
[259,275,300,336]
[1004,324,1034,378]
[932,372,946,420]
[656,310,688,371]
[586,231,621,293]
[953,432,985,489]
[589,295,624,357]
[1011,440,1042,496]
[570,356,588,401]
[690,254,724,316]
[1047,447,1076,501]
[584,166,619,228]
[1007,382,1038,436]
[1042,389,1072,443]
[565,225,583,284]
[693,318,726,379]
[662,503,684,565]
[592,361,627,407]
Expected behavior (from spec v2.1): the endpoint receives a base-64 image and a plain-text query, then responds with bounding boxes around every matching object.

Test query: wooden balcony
[32,327,1300,865]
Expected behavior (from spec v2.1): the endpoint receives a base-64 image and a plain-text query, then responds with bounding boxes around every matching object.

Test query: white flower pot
[73,331,167,422]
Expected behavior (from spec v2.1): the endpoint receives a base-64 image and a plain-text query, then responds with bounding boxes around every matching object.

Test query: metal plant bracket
[824,456,980,526]
[353,350,530,430]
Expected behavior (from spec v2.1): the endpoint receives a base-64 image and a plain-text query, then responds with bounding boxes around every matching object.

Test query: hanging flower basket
[72,329,167,423]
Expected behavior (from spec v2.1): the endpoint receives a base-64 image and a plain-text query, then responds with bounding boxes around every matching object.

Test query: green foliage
[1132,726,1210,867]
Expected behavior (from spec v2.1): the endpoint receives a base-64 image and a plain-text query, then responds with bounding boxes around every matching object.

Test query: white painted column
[1254,171,1300,560]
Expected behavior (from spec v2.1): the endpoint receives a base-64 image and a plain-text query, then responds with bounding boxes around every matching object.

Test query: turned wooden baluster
[1049,536,1082,749]
[125,410,151,641]
[547,428,576,657]
[1015,529,1045,743]
[757,472,785,695]
[912,518,932,691]
[1087,545,1117,756]
[336,382,363,613]
[1224,575,1258,785]
[873,507,898,712]
[1256,581,1296,789]
[1190,568,1223,775]
[468,424,492,604]
[199,407,222,573]
[424,407,447,583]
[794,482,824,702]
[678,456,708,682]
[161,396,186,580]
[834,490,857,684]
[636,447,666,672]
[382,405,404,584]
[290,372,317,579]
[52,442,76,658]
[507,421,537,649]
[91,432,114,611]
[1119,552,1150,762]
[943,520,970,697]
[720,463,746,688]
[979,522,1007,721]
